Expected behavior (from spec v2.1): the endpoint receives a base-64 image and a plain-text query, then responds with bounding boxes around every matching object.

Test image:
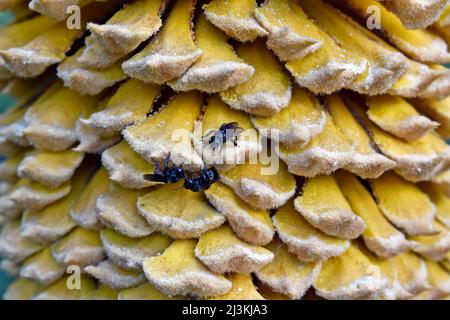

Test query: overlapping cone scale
[0,0,449,300]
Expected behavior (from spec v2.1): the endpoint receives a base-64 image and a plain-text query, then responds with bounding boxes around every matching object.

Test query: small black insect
[205,122,243,150]
[143,155,185,184]
[143,156,219,192]
[184,167,219,192]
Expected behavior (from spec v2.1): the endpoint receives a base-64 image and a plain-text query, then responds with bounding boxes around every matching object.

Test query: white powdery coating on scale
[73,121,120,154]
[344,152,397,179]
[204,10,268,42]
[80,110,135,135]
[96,193,155,238]
[0,223,43,260]
[100,236,148,271]
[123,127,173,161]
[24,124,78,152]
[431,276,450,298]
[0,239,41,262]
[52,246,105,268]
[0,47,60,78]
[278,146,355,177]
[90,23,154,41]
[194,244,274,274]
[355,50,408,95]
[223,84,292,117]
[389,33,450,64]
[376,201,438,236]
[101,146,158,189]
[267,27,323,61]
[401,259,431,295]
[295,204,366,240]
[262,110,327,150]
[0,194,22,219]
[363,232,416,259]
[20,261,64,286]
[84,261,145,290]
[255,260,323,300]
[57,66,127,96]
[89,22,162,55]
[273,217,350,262]
[254,10,323,61]
[137,203,226,239]
[288,60,366,95]
[382,278,412,300]
[220,176,295,210]
[2,119,30,147]
[380,0,448,29]
[352,65,398,95]
[143,262,232,298]
[122,50,202,84]
[315,272,389,300]
[370,114,439,142]
[413,232,450,261]
[169,61,254,93]
[20,221,75,245]
[10,183,71,210]
[419,70,450,100]
[70,206,101,231]
[28,0,77,21]
[17,156,82,189]
[379,150,442,182]
[388,63,443,98]
[204,191,274,246]
[78,46,123,70]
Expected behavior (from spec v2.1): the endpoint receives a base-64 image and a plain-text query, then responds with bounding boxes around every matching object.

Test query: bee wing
[143,174,166,182]
[221,122,239,130]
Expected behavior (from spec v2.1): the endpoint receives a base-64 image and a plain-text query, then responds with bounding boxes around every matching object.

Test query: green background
[0,91,14,298]
[0,10,16,299]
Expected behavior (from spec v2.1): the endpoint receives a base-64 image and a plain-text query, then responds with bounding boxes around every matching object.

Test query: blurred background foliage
[0,10,16,297]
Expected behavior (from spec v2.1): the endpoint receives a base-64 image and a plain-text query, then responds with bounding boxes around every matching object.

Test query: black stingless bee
[143,155,185,184]
[204,122,243,150]
[143,156,219,192]
[183,167,219,192]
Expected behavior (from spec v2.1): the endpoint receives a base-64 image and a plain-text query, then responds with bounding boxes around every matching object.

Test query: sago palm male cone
[0,0,450,300]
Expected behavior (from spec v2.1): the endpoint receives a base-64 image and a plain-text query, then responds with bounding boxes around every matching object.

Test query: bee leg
[200,169,208,182]
[154,161,163,176]
[176,166,185,180]
[164,154,170,170]
[183,173,193,191]
[193,177,203,192]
